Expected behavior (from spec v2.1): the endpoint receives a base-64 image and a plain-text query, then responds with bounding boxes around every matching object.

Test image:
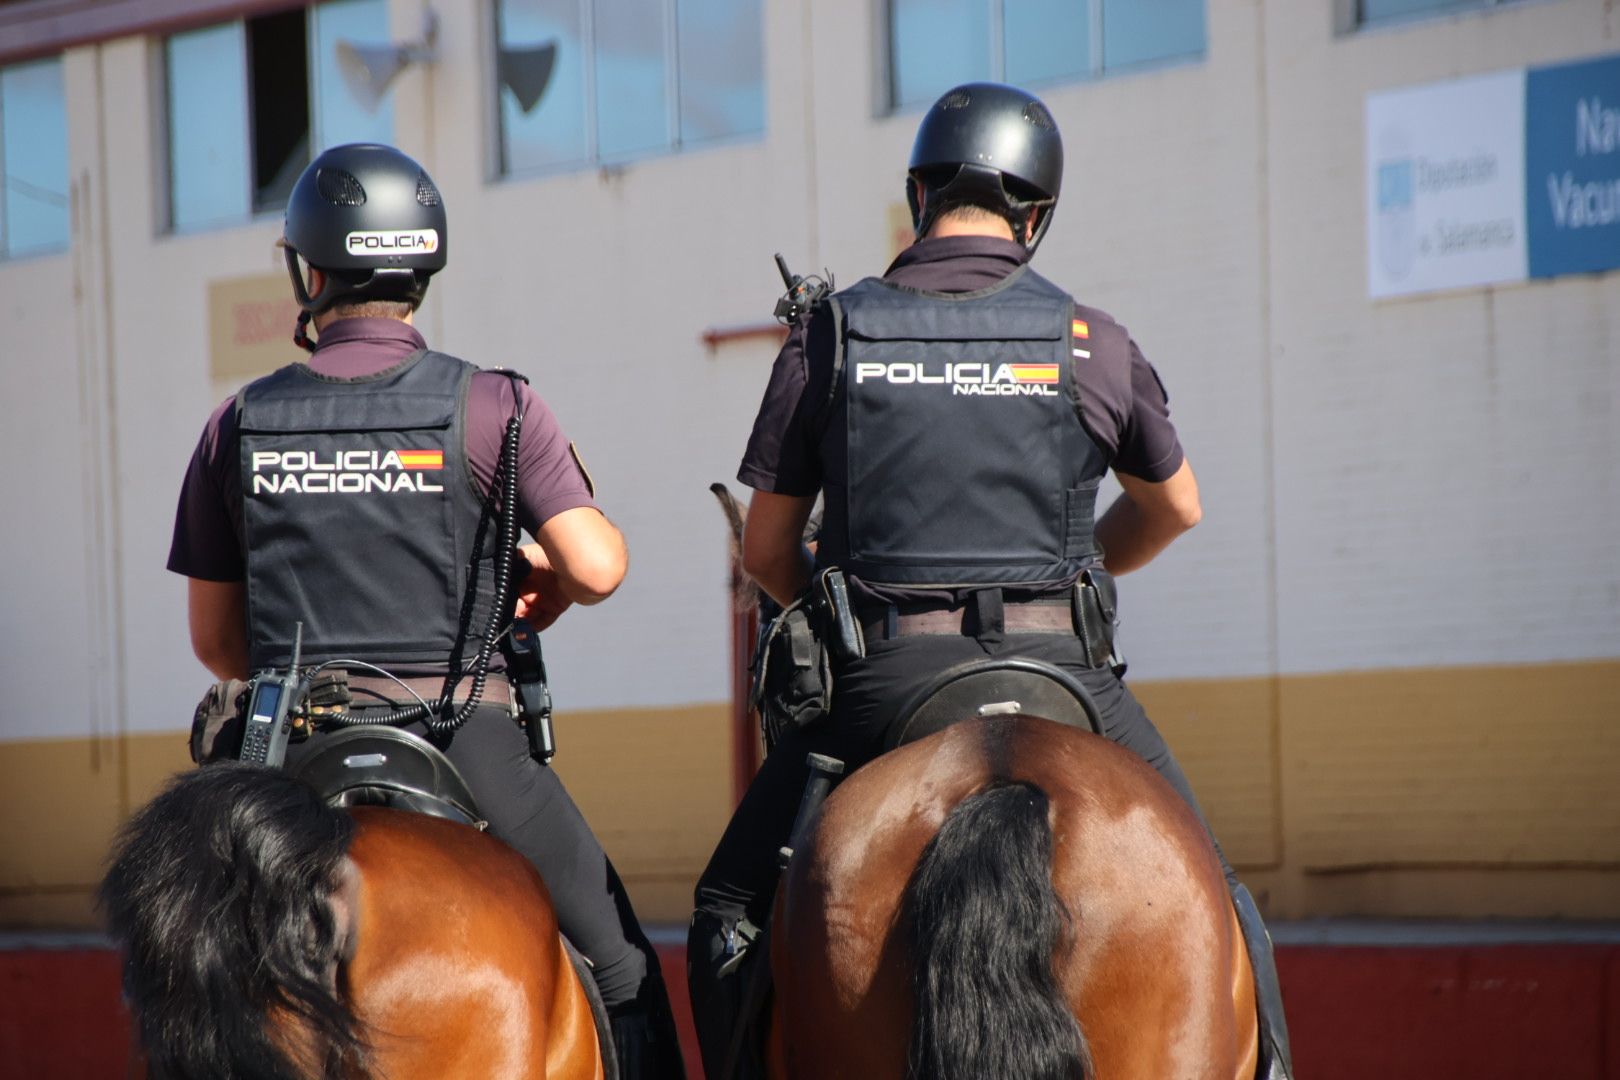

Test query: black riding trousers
[284,703,655,1008]
[692,631,1237,930]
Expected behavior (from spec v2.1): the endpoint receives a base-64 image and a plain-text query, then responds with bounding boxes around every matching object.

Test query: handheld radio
[772,253,833,324]
[506,619,556,764]
[239,623,303,769]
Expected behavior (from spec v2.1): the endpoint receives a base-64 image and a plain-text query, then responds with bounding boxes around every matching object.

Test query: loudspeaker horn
[335,9,440,114]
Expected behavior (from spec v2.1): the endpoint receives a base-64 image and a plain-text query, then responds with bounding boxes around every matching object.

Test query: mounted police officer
[168,143,684,1078]
[690,84,1293,1079]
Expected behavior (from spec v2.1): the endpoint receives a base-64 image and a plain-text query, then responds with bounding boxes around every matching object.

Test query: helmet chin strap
[293,309,316,353]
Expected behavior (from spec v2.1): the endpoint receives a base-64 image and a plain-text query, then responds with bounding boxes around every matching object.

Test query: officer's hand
[514,543,572,631]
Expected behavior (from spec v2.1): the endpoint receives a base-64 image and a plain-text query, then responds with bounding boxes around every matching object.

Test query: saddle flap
[886,658,1104,751]
[288,726,482,827]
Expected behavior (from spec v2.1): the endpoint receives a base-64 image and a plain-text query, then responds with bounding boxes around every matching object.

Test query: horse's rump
[770,716,1256,1080]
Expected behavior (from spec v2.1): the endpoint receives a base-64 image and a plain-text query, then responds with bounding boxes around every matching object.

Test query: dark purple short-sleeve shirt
[168,318,598,581]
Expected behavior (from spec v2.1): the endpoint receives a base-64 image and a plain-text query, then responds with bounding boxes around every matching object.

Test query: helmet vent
[416,175,442,207]
[939,89,972,110]
[317,168,367,207]
[1023,102,1055,131]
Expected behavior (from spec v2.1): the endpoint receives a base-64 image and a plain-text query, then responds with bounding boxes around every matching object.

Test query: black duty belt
[344,672,513,710]
[858,580,1118,671]
[860,598,1073,641]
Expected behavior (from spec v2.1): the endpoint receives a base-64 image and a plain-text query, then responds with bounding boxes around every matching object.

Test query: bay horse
[100,761,606,1079]
[766,714,1259,1080]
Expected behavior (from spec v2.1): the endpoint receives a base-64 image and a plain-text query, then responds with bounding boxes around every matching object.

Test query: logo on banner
[1375,146,1418,281]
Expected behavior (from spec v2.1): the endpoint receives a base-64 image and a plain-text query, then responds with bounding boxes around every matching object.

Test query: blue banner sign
[1526,54,1620,279]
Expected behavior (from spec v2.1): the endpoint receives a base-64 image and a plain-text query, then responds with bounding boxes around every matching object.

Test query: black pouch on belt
[189,679,251,764]
[751,599,832,749]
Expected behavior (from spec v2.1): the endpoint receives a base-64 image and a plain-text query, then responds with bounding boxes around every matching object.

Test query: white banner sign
[1366,70,1528,299]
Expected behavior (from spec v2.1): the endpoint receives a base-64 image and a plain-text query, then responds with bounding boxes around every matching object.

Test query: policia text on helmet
[905,81,1063,251]
[282,142,447,353]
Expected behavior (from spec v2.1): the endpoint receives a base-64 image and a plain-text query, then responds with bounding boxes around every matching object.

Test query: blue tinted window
[889,1,1204,111]
[166,22,251,232]
[595,0,670,160]
[497,0,590,172]
[496,0,763,175]
[1101,0,1204,69]
[1,57,70,258]
[676,0,764,144]
[891,0,992,110]
[310,0,395,149]
[1005,0,1092,88]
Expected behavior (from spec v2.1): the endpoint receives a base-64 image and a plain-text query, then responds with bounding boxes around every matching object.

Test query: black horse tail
[905,779,1092,1080]
[99,763,364,1079]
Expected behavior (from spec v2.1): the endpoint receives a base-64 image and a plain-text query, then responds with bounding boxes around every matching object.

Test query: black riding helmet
[907,82,1063,252]
[282,143,447,346]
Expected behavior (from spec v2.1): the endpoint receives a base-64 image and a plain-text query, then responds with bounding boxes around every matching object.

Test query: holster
[809,568,865,663]
[1073,568,1127,676]
[189,679,250,764]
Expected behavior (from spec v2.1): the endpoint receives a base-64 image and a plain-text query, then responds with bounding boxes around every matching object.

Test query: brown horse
[767,714,1258,1080]
[100,763,604,1079]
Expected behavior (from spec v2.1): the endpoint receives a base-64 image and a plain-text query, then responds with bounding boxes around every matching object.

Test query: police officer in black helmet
[690,85,1293,1079]
[168,143,685,1078]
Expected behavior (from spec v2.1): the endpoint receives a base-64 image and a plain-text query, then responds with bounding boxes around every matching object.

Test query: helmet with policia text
[907,82,1063,253]
[282,144,447,346]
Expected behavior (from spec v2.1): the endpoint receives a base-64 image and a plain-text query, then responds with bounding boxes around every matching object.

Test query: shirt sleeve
[1112,337,1185,482]
[737,309,834,496]
[465,371,599,535]
[167,397,246,582]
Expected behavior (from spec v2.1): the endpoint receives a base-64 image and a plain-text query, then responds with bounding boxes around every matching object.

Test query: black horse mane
[905,779,1093,1080]
[99,763,364,1080]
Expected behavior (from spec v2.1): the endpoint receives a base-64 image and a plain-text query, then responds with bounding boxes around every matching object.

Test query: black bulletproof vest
[817,267,1109,589]
[238,350,500,670]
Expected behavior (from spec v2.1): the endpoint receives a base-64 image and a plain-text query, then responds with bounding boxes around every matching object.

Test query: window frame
[882,0,1207,116]
[1342,0,1532,33]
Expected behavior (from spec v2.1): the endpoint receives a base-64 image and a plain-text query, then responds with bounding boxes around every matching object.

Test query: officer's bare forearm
[1095,495,1180,574]
[1096,461,1201,575]
[536,508,628,604]
[749,544,814,608]
[188,578,249,679]
[741,491,818,606]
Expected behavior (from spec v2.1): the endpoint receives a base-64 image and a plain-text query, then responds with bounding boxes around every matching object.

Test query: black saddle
[884,657,1105,751]
[287,726,482,827]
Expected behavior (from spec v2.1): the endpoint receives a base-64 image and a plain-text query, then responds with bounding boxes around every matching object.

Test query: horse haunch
[770,716,1256,1080]
[101,764,604,1080]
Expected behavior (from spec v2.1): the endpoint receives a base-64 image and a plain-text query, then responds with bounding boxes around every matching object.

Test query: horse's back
[773,715,1256,1080]
[346,808,603,1080]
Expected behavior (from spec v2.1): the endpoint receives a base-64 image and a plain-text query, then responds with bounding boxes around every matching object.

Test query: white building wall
[1265,0,1620,675]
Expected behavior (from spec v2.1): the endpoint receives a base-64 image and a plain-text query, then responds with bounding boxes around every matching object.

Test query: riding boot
[608,969,687,1080]
[686,911,761,1080]
[1231,883,1294,1080]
